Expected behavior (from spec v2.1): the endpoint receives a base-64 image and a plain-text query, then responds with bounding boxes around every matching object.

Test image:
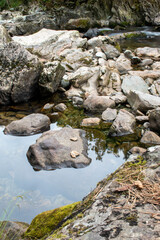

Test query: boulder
[0,41,41,105]
[39,61,65,96]
[4,113,50,136]
[140,131,160,145]
[12,28,87,61]
[121,75,149,95]
[102,108,117,122]
[83,95,115,113]
[148,107,160,133]
[127,90,160,112]
[81,117,101,127]
[116,53,132,74]
[109,109,136,136]
[135,47,160,60]
[27,127,91,170]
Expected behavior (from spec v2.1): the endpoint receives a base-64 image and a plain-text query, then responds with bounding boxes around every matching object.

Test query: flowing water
[1,26,160,224]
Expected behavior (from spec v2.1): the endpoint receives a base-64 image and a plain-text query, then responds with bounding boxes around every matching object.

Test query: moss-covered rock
[23,202,80,239]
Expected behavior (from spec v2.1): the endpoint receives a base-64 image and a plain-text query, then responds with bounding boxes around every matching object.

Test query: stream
[0,26,160,224]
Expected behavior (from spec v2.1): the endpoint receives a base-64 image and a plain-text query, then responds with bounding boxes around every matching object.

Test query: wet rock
[129,146,146,155]
[84,95,115,113]
[129,70,160,79]
[39,61,65,96]
[13,29,87,61]
[84,28,99,39]
[81,117,101,127]
[41,103,54,113]
[109,109,136,136]
[124,49,134,59]
[72,96,83,106]
[116,53,132,74]
[4,113,50,136]
[131,56,141,65]
[0,41,41,105]
[101,44,120,59]
[27,127,91,170]
[140,131,160,145]
[54,103,67,112]
[102,108,117,122]
[127,90,160,112]
[148,107,160,133]
[65,18,91,31]
[135,47,160,60]
[121,75,149,95]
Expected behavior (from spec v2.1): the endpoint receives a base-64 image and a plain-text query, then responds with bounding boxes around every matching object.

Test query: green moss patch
[23,202,79,239]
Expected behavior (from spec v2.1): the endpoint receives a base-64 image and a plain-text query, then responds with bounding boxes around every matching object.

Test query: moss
[124,32,146,39]
[23,202,80,239]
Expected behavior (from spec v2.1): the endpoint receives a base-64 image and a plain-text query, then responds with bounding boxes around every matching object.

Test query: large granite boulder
[121,75,149,95]
[109,109,136,136]
[0,41,41,105]
[127,90,160,112]
[83,95,115,113]
[12,28,87,61]
[27,127,91,170]
[4,113,50,136]
[148,107,160,133]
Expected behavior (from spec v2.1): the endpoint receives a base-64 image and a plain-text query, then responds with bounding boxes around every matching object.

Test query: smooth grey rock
[121,75,149,95]
[140,130,160,144]
[127,90,160,112]
[0,41,41,105]
[110,92,127,104]
[39,61,65,96]
[27,127,91,170]
[148,107,160,133]
[54,103,67,112]
[102,108,117,122]
[101,44,120,59]
[72,96,83,106]
[84,95,115,113]
[4,113,50,136]
[116,53,132,74]
[109,109,136,136]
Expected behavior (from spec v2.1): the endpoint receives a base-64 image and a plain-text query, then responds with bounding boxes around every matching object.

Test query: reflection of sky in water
[0,124,124,223]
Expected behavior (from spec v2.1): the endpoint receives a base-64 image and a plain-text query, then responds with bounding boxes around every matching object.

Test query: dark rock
[83,28,99,39]
[148,107,160,133]
[4,113,50,136]
[27,127,91,170]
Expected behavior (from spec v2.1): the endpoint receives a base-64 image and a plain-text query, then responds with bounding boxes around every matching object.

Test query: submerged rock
[4,113,50,136]
[27,127,91,170]
[109,109,136,136]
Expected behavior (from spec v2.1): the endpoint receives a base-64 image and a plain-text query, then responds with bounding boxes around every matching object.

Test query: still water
[0,102,125,224]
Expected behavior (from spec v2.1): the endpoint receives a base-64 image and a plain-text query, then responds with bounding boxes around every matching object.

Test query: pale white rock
[129,70,160,79]
[121,74,149,95]
[81,117,101,126]
[102,108,117,122]
[65,86,83,98]
[152,61,160,70]
[135,47,160,60]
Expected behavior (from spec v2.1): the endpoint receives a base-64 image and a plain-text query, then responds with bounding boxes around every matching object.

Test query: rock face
[148,107,160,133]
[27,127,91,170]
[0,41,41,105]
[4,113,50,136]
[121,75,149,95]
[127,90,160,112]
[109,109,136,136]
[83,95,115,113]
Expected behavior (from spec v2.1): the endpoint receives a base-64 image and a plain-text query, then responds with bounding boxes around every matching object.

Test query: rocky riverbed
[0,4,160,239]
